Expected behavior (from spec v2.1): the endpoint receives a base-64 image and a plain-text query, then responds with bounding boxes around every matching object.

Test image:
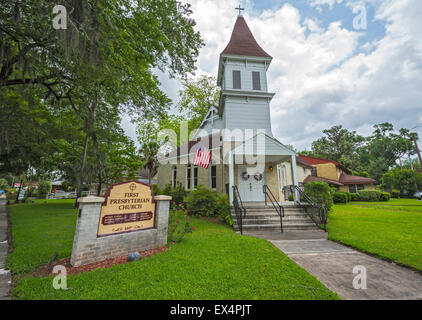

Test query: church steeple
[221,16,272,59]
[216,15,275,140]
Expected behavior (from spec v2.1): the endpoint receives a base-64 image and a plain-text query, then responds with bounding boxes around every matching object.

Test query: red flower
[176,220,179,223]
[186,218,190,221]
[192,227,195,230]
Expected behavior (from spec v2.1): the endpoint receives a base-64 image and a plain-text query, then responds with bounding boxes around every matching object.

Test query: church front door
[237,165,265,202]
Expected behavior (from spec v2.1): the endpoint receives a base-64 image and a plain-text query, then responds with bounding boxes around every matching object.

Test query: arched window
[186,165,192,190]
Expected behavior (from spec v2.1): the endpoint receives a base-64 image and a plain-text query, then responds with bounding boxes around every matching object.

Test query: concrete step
[234,216,313,225]
[234,223,318,231]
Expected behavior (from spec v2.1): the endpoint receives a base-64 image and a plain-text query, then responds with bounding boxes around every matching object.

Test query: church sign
[97,181,156,237]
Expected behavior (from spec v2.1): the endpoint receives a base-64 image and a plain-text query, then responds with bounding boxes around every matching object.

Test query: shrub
[304,182,333,214]
[380,192,390,201]
[161,182,188,205]
[391,190,400,199]
[358,190,381,202]
[37,181,51,199]
[0,178,9,190]
[167,210,193,244]
[343,192,352,201]
[350,193,358,201]
[184,185,218,217]
[333,192,348,204]
[215,194,232,226]
[152,184,161,196]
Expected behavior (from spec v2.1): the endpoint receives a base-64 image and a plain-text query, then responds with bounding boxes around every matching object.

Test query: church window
[186,165,191,190]
[252,71,261,90]
[233,70,241,89]
[210,165,217,189]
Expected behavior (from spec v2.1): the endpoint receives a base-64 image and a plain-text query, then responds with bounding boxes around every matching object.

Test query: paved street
[245,230,422,300]
[0,196,10,300]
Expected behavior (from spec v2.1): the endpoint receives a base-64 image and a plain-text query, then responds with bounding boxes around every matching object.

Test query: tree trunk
[74,91,98,208]
[97,174,102,196]
[75,131,90,208]
[414,138,422,170]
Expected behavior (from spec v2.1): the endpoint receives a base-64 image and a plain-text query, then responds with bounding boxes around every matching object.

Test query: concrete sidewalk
[0,196,11,300]
[245,230,422,300]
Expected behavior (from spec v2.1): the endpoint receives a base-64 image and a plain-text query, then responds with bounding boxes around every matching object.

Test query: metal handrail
[263,185,284,233]
[232,186,246,235]
[289,185,327,231]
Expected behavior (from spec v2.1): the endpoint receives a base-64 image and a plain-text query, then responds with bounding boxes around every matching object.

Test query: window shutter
[252,71,261,90]
[232,70,241,89]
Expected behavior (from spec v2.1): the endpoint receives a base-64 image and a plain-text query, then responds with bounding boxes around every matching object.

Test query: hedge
[333,192,348,204]
[380,192,390,201]
[357,190,382,202]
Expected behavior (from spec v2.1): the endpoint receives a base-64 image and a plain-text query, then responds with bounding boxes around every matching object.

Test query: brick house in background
[298,155,378,193]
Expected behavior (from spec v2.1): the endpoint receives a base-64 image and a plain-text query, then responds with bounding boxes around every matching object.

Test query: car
[414,191,422,200]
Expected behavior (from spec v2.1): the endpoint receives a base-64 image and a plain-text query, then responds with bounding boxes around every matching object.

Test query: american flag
[193,145,211,169]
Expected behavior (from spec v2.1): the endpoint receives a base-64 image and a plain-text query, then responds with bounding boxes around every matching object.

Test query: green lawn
[8,199,78,275]
[328,201,422,271]
[351,198,422,206]
[8,200,338,300]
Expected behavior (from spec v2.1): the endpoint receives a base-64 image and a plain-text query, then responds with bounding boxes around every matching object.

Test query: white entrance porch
[226,133,299,203]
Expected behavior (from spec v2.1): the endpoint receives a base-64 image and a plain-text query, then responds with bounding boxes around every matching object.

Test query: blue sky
[123,0,422,153]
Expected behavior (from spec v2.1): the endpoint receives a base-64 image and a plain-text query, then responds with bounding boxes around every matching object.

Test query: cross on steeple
[235,4,244,16]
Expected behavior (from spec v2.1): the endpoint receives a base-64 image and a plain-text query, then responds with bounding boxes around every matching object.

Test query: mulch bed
[31,246,169,277]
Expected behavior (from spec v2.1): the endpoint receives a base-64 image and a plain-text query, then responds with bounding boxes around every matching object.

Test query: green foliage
[161,182,188,205]
[391,190,400,199]
[0,178,9,190]
[37,181,51,199]
[380,192,391,201]
[350,193,358,201]
[184,185,219,217]
[381,168,421,196]
[333,192,348,204]
[215,194,232,226]
[304,182,333,214]
[152,185,161,196]
[167,210,193,244]
[358,190,382,202]
[306,123,419,182]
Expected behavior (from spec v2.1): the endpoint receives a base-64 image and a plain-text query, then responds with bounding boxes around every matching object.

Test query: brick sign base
[70,195,171,267]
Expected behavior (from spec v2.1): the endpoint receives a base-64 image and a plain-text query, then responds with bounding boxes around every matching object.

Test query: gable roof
[298,155,350,173]
[160,132,221,161]
[304,175,344,186]
[221,16,272,59]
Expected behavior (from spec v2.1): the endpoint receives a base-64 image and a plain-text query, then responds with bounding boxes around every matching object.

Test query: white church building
[157,14,316,210]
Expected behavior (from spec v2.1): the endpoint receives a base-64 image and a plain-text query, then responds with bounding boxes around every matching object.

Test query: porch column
[229,152,234,203]
[291,154,299,204]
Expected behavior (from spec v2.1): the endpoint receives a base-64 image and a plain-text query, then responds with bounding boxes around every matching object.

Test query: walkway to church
[0,195,10,300]
[244,230,422,300]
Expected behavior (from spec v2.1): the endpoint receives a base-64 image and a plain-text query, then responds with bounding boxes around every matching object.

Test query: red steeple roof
[221,16,272,59]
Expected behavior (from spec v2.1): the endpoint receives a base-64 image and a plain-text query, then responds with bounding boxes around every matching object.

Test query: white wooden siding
[223,59,268,92]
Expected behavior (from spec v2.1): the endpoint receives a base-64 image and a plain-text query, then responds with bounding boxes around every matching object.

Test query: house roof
[221,16,272,59]
[303,175,344,186]
[296,156,313,169]
[298,155,350,173]
[339,173,377,185]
